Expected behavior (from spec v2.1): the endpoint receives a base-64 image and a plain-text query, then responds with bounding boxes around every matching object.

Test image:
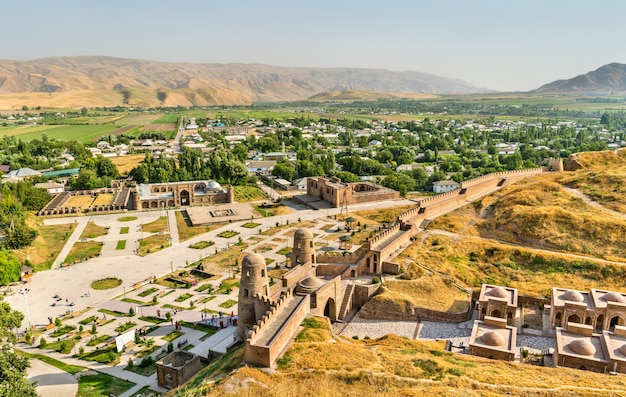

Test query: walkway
[27,358,77,397]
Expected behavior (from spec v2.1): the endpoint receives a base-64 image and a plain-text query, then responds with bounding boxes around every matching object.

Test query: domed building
[468,315,516,361]
[551,288,626,333]
[477,284,518,326]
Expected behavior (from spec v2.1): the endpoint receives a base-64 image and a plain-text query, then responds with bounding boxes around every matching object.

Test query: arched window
[244,289,249,298]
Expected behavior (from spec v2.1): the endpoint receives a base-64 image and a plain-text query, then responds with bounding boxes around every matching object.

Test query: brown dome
[604,292,626,304]
[488,287,508,299]
[294,228,314,239]
[297,276,326,294]
[562,290,584,303]
[480,331,506,347]
[568,339,596,356]
[619,344,626,356]
[242,253,266,268]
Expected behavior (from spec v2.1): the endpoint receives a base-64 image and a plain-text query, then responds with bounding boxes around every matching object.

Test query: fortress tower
[237,253,270,340]
[292,228,316,266]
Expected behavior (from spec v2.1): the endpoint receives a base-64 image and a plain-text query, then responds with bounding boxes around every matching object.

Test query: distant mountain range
[0,56,481,108]
[535,63,626,93]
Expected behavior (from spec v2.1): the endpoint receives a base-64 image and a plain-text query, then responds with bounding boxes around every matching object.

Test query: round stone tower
[237,252,269,340]
[292,228,316,266]
[227,185,235,203]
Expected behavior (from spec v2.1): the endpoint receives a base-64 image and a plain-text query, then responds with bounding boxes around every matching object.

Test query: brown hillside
[0,56,479,108]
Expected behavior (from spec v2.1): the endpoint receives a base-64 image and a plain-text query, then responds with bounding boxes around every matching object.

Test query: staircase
[338,284,355,321]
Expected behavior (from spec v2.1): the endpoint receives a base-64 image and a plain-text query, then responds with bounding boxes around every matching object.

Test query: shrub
[372,277,380,284]
[55,318,62,327]
[91,324,97,335]
[127,358,134,369]
[167,342,174,353]
[522,349,529,359]
[166,312,171,320]
[79,346,85,355]
[129,307,135,316]
[39,338,47,348]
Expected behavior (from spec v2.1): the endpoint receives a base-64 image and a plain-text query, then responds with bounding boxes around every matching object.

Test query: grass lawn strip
[218,299,237,309]
[80,222,109,239]
[17,350,85,374]
[142,216,168,234]
[163,330,185,342]
[76,373,135,396]
[116,240,126,250]
[138,234,170,256]
[92,277,122,290]
[120,227,129,234]
[64,241,103,264]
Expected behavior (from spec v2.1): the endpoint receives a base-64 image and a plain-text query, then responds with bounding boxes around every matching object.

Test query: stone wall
[244,292,310,367]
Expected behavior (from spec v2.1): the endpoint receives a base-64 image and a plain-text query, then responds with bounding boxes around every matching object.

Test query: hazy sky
[3,0,625,91]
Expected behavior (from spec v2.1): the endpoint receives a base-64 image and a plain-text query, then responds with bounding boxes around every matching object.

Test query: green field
[0,124,125,142]
[153,113,182,124]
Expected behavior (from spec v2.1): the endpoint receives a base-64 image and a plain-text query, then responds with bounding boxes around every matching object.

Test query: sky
[2,0,626,92]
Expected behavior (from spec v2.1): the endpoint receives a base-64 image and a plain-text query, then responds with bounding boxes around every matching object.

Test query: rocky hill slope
[535,63,626,93]
[0,56,480,107]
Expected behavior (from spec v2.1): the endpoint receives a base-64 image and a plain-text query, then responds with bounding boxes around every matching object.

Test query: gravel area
[340,313,417,339]
[517,335,555,351]
[418,321,472,340]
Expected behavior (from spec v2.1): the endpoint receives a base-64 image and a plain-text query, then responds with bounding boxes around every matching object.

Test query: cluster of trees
[271,150,336,182]
[0,135,90,171]
[0,182,49,250]
[0,297,38,396]
[129,148,249,185]
[71,156,119,190]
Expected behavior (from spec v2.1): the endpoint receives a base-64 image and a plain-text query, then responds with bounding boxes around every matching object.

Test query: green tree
[0,297,37,396]
[0,250,22,285]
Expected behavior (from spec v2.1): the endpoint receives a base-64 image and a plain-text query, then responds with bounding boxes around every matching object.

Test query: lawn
[163,330,185,342]
[13,222,75,271]
[142,216,168,233]
[176,210,215,241]
[137,234,170,256]
[253,204,292,217]
[92,277,122,290]
[76,373,135,397]
[154,113,182,124]
[200,242,249,269]
[64,241,103,264]
[17,350,85,374]
[115,321,137,334]
[66,195,95,208]
[217,230,239,238]
[92,193,114,206]
[175,293,193,302]
[234,185,267,202]
[241,221,261,229]
[78,345,121,365]
[189,240,215,249]
[80,222,108,239]
[218,299,237,309]
[138,287,158,297]
[117,216,137,222]
[116,240,126,250]
[120,227,129,234]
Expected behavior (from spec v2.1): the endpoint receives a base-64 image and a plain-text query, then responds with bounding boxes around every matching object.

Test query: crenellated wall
[244,291,310,367]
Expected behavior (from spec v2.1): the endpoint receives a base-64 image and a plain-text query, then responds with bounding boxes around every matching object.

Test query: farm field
[110,154,145,176]
[0,124,125,142]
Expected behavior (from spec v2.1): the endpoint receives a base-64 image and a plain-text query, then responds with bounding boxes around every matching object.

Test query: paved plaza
[7,198,414,396]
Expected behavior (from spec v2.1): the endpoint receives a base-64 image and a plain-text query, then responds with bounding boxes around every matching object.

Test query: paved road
[27,359,77,397]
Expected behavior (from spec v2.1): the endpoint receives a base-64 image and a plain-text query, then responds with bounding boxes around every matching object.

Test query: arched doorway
[555,312,562,326]
[596,314,605,332]
[366,258,370,271]
[351,270,356,278]
[373,254,378,273]
[490,309,502,318]
[567,314,581,324]
[324,298,337,322]
[585,316,593,325]
[610,316,624,332]
[180,190,190,206]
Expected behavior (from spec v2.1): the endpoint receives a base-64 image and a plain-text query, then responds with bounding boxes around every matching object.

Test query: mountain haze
[0,56,480,108]
[535,63,626,93]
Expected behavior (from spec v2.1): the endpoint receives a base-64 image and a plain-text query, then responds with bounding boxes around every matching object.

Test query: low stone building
[156,351,203,389]
[132,180,234,209]
[468,316,517,361]
[477,284,518,326]
[551,288,626,332]
[306,176,399,208]
[554,323,608,373]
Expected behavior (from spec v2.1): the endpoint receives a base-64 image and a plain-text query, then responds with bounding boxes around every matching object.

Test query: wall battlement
[248,290,293,341]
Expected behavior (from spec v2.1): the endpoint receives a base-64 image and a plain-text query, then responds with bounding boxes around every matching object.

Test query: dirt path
[563,186,626,220]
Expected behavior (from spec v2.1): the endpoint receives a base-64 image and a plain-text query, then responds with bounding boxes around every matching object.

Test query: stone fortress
[235,165,565,367]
